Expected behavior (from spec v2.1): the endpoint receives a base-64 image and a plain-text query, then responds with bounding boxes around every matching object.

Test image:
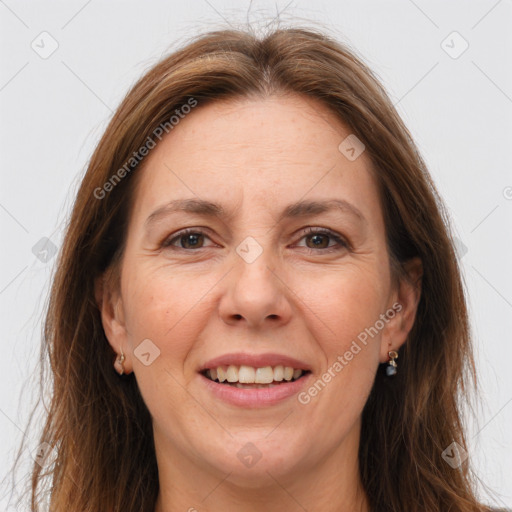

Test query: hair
[13,24,491,512]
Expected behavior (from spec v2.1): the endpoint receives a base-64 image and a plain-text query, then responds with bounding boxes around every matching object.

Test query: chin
[199,433,308,485]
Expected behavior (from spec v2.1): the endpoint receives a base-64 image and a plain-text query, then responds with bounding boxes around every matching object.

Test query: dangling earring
[114,347,125,375]
[386,350,398,376]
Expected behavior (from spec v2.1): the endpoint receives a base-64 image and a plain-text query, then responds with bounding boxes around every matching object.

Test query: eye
[161,227,349,253]
[295,227,349,253]
[162,228,215,250]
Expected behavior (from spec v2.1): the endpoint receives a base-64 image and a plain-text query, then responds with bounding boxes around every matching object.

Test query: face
[100,94,420,489]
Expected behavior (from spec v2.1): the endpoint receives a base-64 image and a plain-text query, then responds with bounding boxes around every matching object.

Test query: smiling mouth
[201,365,311,389]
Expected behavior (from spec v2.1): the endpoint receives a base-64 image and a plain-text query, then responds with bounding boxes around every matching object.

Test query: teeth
[234,382,281,389]
[273,365,284,381]
[255,366,274,384]
[217,366,227,383]
[238,365,255,383]
[226,365,238,383]
[205,364,305,384]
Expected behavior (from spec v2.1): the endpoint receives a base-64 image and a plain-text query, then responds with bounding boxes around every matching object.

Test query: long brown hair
[14,25,489,511]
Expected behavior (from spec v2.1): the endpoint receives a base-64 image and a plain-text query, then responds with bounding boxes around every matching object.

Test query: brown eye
[179,232,205,249]
[305,233,330,249]
[297,228,349,253]
[163,229,213,250]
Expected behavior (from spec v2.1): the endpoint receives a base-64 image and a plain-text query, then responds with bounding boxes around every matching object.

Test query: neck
[153,422,370,512]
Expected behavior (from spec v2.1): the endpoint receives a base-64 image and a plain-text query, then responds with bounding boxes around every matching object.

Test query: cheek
[295,264,389,430]
[300,262,389,348]
[297,287,383,445]
[121,268,205,364]
[120,269,213,432]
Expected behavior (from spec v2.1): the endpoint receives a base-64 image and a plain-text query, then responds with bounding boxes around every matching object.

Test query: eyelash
[161,227,349,254]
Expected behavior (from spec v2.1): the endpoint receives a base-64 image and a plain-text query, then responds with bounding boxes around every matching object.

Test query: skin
[97,94,422,512]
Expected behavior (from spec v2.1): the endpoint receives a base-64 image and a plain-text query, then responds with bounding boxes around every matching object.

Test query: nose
[218,243,293,329]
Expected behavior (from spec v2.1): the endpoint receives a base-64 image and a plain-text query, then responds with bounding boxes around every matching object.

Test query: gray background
[1,0,511,509]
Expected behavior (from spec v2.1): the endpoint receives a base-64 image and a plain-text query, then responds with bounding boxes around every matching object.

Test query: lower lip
[199,373,311,408]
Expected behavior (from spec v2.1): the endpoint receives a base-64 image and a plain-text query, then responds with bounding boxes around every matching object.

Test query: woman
[19,25,502,511]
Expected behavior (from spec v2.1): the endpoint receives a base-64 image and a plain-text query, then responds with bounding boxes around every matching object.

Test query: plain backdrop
[1,0,511,509]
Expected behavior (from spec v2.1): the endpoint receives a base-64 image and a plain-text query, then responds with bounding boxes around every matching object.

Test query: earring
[114,347,125,375]
[386,350,398,376]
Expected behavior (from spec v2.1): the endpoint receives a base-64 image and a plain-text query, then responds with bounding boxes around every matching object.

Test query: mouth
[200,365,311,389]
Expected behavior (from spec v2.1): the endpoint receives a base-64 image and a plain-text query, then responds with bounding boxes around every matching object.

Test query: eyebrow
[144,198,366,228]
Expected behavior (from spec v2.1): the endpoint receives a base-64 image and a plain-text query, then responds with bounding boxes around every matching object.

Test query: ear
[94,271,133,374]
[380,257,423,363]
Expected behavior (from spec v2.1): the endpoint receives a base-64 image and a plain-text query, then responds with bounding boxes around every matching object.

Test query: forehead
[129,94,382,226]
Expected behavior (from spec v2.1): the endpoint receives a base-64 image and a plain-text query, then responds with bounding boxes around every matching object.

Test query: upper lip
[199,352,312,372]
